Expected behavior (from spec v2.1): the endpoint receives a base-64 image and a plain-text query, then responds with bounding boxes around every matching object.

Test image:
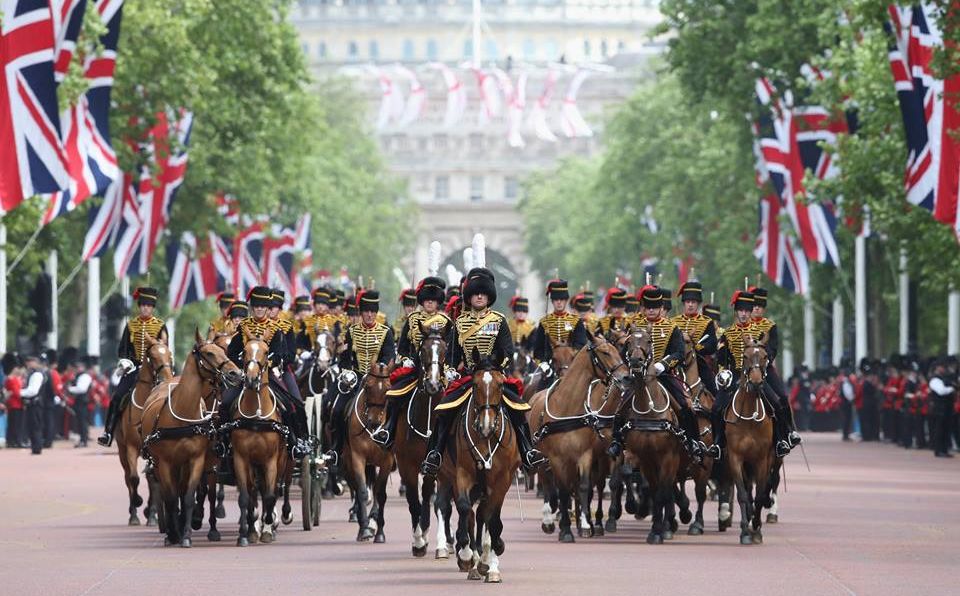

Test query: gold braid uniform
[393,313,409,339]
[537,311,581,345]
[126,316,166,363]
[302,313,340,346]
[717,323,759,370]
[405,310,452,350]
[238,317,279,344]
[643,317,681,368]
[597,314,630,336]
[580,313,600,335]
[209,315,232,335]
[346,323,390,375]
[508,318,535,346]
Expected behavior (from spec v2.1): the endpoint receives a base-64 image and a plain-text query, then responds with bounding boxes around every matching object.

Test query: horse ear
[194,327,202,345]
[757,331,767,345]
[472,346,481,366]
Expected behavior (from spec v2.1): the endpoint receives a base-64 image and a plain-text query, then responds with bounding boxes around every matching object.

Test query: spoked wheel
[300,456,313,531]
[310,469,323,526]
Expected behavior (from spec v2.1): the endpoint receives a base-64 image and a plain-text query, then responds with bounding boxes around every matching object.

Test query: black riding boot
[96,398,122,446]
[421,408,454,477]
[678,406,705,462]
[607,415,625,458]
[506,407,546,470]
[372,396,405,449]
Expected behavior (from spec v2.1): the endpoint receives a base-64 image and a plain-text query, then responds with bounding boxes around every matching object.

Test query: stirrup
[323,450,339,467]
[421,451,442,476]
[787,431,802,447]
[97,433,112,447]
[775,440,792,458]
[523,448,546,469]
[705,444,722,460]
[370,426,390,447]
[607,440,623,458]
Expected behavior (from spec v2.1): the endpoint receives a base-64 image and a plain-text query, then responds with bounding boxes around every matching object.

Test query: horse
[343,362,396,542]
[527,335,630,542]
[619,324,685,544]
[522,336,576,402]
[139,332,242,547]
[113,337,174,526]
[394,324,447,557]
[297,327,337,399]
[675,332,716,536]
[443,349,520,583]
[722,334,776,545]
[226,337,290,546]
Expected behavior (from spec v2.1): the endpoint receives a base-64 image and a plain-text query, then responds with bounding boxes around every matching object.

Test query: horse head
[312,329,336,373]
[585,334,631,387]
[743,333,769,389]
[192,329,243,388]
[418,322,447,396]
[623,324,654,378]
[242,337,270,392]
[142,335,174,383]
[549,335,576,378]
[471,347,505,439]
[361,362,394,428]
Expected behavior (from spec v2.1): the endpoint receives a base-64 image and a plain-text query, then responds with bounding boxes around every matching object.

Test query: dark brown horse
[676,333,715,536]
[443,350,520,583]
[722,334,776,545]
[228,338,288,546]
[620,325,683,544]
[344,362,396,542]
[394,324,447,557]
[140,332,241,547]
[527,335,629,542]
[522,336,576,401]
[114,337,174,526]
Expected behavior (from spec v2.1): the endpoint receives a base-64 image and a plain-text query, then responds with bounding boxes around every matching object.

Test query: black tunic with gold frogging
[118,316,168,364]
[340,322,396,374]
[448,309,513,371]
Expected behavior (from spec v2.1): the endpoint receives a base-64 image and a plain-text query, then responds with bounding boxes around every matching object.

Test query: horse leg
[145,468,160,528]
[454,492,475,572]
[206,472,221,542]
[155,461,179,546]
[259,457,279,544]
[434,483,453,559]
[281,472,293,526]
[470,503,485,581]
[404,470,422,555]
[120,444,142,526]
[540,471,556,534]
[593,473,606,536]
[192,481,206,532]
[752,457,772,544]
[733,467,752,545]
[689,473,707,535]
[373,465,389,543]
[418,474,435,550]
[646,478,665,545]
[606,466,623,533]
[676,480,692,525]
[484,508,504,584]
[557,487,575,543]
[717,480,733,532]
[577,461,594,538]
[178,455,206,548]
[235,457,251,546]
[352,458,374,542]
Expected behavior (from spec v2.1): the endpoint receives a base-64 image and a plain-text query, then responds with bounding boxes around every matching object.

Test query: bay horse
[114,337,173,526]
[443,349,520,583]
[344,362,396,542]
[522,336,576,402]
[527,335,629,542]
[139,332,242,547]
[620,325,684,544]
[675,332,716,536]
[394,324,447,557]
[722,334,775,545]
[227,337,289,546]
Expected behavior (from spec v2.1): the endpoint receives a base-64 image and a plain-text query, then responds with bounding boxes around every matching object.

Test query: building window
[463,39,473,59]
[348,41,359,59]
[426,38,438,60]
[618,40,626,53]
[469,133,483,151]
[485,39,498,60]
[523,39,536,59]
[504,176,518,201]
[544,39,558,60]
[583,39,591,58]
[435,176,449,200]
[403,39,415,60]
[601,39,608,57]
[470,176,484,201]
[369,40,379,60]
[317,41,327,59]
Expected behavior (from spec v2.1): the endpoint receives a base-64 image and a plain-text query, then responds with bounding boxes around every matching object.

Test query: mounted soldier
[508,295,535,350]
[292,295,312,338]
[395,288,418,338]
[372,275,451,448]
[323,290,396,466]
[420,263,546,477]
[97,287,168,447]
[297,287,343,352]
[207,292,236,337]
[573,291,599,335]
[596,288,630,337]
[670,281,719,398]
[608,285,710,461]
[531,279,588,385]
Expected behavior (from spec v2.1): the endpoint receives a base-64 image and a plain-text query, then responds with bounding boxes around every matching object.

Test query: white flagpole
[87,258,100,357]
[832,296,844,367]
[803,293,814,369]
[47,251,58,350]
[120,276,130,331]
[949,290,959,356]
[166,316,176,364]
[472,0,482,68]
[855,235,868,364]
[898,249,909,354]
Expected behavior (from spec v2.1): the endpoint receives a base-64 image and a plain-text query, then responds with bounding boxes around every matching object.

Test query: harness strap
[140,421,216,460]
[220,418,290,437]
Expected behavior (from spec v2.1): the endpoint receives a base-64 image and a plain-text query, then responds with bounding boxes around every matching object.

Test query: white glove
[331,364,341,376]
[654,362,666,375]
[445,368,461,382]
[117,358,135,375]
[298,351,312,362]
[54,396,63,407]
[538,362,552,374]
[401,357,415,369]
[716,370,733,390]
[339,369,358,387]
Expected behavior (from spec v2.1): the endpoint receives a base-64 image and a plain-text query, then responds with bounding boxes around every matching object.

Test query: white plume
[463,247,474,271]
[428,241,442,276]
[446,264,461,287]
[472,233,486,268]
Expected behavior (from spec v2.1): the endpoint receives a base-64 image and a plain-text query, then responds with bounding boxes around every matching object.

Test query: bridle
[742,345,768,389]
[587,340,629,389]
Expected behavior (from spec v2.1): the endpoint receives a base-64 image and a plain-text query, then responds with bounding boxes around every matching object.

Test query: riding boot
[507,407,546,470]
[372,396,404,449]
[678,406,704,462]
[607,415,624,458]
[421,408,453,477]
[711,409,726,459]
[96,398,121,446]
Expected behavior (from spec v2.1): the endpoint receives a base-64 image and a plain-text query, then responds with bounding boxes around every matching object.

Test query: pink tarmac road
[0,432,957,596]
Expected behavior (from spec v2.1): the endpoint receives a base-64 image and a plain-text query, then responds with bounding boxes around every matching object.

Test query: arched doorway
[440,246,520,307]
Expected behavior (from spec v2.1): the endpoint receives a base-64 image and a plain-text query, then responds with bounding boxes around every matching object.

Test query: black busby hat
[270,288,285,308]
[216,292,235,309]
[545,279,570,301]
[295,295,312,312]
[679,281,703,303]
[703,303,721,323]
[749,286,768,308]
[572,293,592,313]
[227,300,249,319]
[625,296,640,313]
[247,286,273,308]
[731,290,755,311]
[312,287,331,305]
[606,288,627,309]
[345,295,358,316]
[399,288,418,308]
[358,290,380,313]
[416,276,447,305]
[133,286,159,306]
[509,295,529,313]
[638,285,662,309]
[660,288,673,312]
[332,288,345,307]
[463,267,497,305]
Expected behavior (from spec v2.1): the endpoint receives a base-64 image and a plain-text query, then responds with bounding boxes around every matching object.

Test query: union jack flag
[293,213,312,296]
[50,0,86,83]
[81,172,125,260]
[215,191,240,225]
[887,4,960,241]
[260,223,295,289]
[167,231,223,311]
[754,190,809,295]
[0,0,70,211]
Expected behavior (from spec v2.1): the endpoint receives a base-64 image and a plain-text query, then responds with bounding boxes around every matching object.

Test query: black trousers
[841,400,853,440]
[6,408,21,446]
[25,402,43,453]
[103,370,139,434]
[75,398,89,444]
[43,401,56,447]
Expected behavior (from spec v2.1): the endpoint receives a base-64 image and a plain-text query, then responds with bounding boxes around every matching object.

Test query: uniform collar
[736,321,751,328]
[472,308,490,317]
[682,313,699,319]
[645,315,662,323]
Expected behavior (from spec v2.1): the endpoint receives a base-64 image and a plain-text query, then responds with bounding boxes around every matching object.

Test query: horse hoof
[145,515,157,527]
[237,537,249,547]
[248,531,260,543]
[559,531,575,544]
[349,512,358,523]
[485,571,502,584]
[412,544,427,557]
[624,500,637,515]
[260,532,274,544]
[740,534,753,545]
[541,522,555,535]
[638,503,651,519]
[282,513,293,526]
[191,518,202,531]
[180,538,192,548]
[207,529,221,542]
[604,519,618,534]
[752,530,763,544]
[467,568,483,581]
[457,557,473,572]
[669,518,679,533]
[594,525,605,537]
[663,530,674,541]
[357,528,374,542]
[477,562,489,576]
[163,536,174,547]
[646,533,663,545]
[688,524,704,536]
[435,548,449,560]
[680,509,692,524]
[128,515,140,526]
[215,504,226,519]
[766,513,778,524]
[374,533,385,544]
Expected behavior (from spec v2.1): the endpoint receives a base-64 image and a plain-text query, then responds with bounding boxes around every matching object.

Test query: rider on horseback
[217,286,313,460]
[395,288,418,337]
[573,291,599,335]
[508,295,535,350]
[596,288,631,337]
[531,279,588,388]
[420,267,546,477]
[372,276,450,448]
[670,281,720,399]
[296,287,343,372]
[323,290,396,465]
[97,287,168,447]
[207,292,236,338]
[607,285,711,461]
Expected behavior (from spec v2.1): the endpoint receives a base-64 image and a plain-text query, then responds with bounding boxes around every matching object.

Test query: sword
[515,473,525,523]
[798,442,811,472]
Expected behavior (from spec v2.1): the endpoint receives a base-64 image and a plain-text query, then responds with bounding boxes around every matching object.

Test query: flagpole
[6,225,42,276]
[855,234,868,364]
[949,289,959,356]
[121,276,130,330]
[166,316,176,364]
[0,223,6,355]
[87,258,100,357]
[803,293,815,369]
[47,250,58,350]
[898,249,909,354]
[831,295,844,367]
